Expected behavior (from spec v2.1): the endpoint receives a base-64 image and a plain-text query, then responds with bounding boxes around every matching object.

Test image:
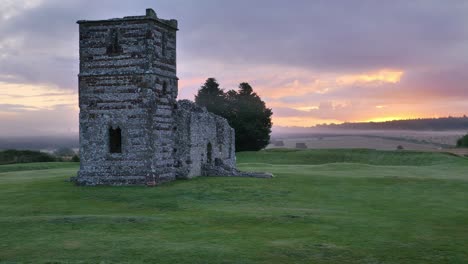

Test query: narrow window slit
[207,143,213,164]
[109,127,122,153]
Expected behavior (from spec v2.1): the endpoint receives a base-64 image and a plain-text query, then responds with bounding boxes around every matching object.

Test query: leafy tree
[195,79,273,151]
[194,78,226,117]
[226,83,272,151]
[457,134,468,147]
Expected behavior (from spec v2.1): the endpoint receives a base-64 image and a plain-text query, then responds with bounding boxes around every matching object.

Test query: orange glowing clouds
[273,116,342,127]
[365,116,415,123]
[208,67,410,127]
[293,106,319,111]
[258,79,329,99]
[0,82,78,112]
[178,77,207,90]
[251,68,404,103]
[337,69,404,85]
[211,65,333,100]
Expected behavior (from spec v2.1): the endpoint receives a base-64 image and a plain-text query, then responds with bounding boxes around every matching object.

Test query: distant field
[1,150,468,263]
[269,130,467,151]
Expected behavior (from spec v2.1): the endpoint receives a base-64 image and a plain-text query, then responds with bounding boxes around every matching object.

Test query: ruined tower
[77,9,179,185]
[76,9,269,186]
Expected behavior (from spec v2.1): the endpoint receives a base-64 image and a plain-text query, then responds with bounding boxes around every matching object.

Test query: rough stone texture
[173,100,236,179]
[75,9,271,186]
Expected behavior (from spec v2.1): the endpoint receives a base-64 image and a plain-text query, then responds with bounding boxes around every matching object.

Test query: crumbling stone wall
[174,100,235,179]
[75,9,270,186]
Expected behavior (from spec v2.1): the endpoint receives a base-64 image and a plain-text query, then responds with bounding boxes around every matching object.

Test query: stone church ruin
[75,9,271,186]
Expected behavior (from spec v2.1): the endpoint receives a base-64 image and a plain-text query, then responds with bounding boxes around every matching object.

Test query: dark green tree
[195,79,273,151]
[227,83,272,151]
[194,78,226,116]
[457,134,468,147]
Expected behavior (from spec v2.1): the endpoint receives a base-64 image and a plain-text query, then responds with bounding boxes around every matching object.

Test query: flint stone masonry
[75,9,271,186]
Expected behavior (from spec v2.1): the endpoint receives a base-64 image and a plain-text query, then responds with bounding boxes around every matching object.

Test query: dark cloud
[178,0,468,72]
[0,0,159,88]
[1,0,467,89]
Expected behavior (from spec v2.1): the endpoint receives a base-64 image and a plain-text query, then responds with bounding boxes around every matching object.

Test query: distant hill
[0,136,78,151]
[315,116,468,131]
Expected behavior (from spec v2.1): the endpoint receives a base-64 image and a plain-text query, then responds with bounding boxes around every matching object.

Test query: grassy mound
[0,150,468,263]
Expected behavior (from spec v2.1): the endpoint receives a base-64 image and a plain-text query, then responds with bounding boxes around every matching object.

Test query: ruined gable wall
[174,100,236,179]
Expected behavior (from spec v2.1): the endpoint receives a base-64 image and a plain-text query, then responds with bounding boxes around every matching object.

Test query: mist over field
[272,129,464,150]
[0,135,78,151]
[1,128,466,153]
[269,117,468,152]
[2,117,468,151]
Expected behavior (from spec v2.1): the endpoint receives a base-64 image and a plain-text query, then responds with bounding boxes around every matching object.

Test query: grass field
[1,149,468,263]
[269,130,467,151]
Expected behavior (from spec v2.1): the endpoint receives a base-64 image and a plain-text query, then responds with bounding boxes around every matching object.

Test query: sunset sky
[1,0,467,136]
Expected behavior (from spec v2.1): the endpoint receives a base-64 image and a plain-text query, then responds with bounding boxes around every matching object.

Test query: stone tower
[75,9,270,186]
[77,9,179,185]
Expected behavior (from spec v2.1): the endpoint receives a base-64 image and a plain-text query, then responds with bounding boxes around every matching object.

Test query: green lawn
[1,149,468,263]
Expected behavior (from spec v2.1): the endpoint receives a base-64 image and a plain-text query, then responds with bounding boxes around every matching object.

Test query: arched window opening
[207,143,213,164]
[109,127,122,153]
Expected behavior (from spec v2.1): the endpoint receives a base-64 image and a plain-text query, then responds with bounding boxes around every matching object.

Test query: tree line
[0,148,79,165]
[195,78,273,152]
[315,116,468,131]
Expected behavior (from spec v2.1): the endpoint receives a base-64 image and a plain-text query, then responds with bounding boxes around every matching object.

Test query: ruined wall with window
[75,9,247,186]
[173,100,235,179]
